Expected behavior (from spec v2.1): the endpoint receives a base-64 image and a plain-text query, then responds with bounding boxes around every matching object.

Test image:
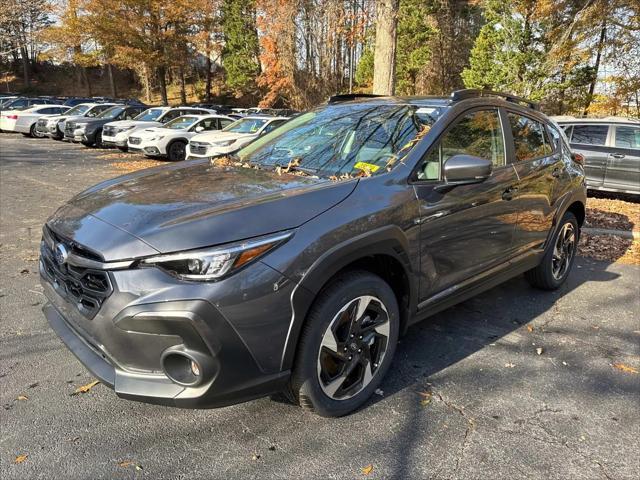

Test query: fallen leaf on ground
[252,453,261,460]
[374,388,384,396]
[17,395,28,401]
[505,362,516,368]
[526,325,534,333]
[20,268,29,274]
[118,461,134,468]
[612,363,638,374]
[71,380,100,395]
[536,347,543,355]
[361,464,374,475]
[15,454,28,464]
[418,390,432,406]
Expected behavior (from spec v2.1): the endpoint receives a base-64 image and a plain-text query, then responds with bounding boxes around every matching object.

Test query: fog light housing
[160,349,212,387]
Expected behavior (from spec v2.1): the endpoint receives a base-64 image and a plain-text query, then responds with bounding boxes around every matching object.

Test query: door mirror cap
[195,126,204,133]
[443,154,493,184]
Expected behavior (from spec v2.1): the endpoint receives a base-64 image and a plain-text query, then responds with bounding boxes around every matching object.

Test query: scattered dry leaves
[612,363,639,374]
[109,160,163,174]
[71,380,100,395]
[578,233,639,265]
[361,464,374,475]
[586,197,639,232]
[15,454,28,464]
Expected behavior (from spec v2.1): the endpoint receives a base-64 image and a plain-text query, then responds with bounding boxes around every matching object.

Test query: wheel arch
[280,226,416,371]
[165,137,189,159]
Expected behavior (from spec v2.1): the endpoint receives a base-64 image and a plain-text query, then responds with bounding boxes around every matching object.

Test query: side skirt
[411,250,544,325]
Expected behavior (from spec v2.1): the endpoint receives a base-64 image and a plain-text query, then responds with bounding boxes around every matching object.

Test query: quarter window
[418,109,505,181]
[614,126,640,149]
[570,124,608,145]
[508,113,552,161]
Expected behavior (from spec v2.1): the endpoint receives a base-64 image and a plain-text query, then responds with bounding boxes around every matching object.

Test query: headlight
[75,123,87,131]
[212,140,235,147]
[140,231,292,281]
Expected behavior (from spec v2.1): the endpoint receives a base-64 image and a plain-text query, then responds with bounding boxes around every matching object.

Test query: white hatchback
[126,114,234,161]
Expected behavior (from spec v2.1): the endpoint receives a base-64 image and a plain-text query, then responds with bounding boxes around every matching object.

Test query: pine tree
[221,0,260,92]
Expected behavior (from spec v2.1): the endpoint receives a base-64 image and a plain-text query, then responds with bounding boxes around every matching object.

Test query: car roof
[25,104,68,110]
[550,115,640,125]
[240,115,290,121]
[170,114,232,120]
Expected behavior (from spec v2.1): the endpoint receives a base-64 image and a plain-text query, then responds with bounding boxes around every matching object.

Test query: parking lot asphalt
[1,133,639,480]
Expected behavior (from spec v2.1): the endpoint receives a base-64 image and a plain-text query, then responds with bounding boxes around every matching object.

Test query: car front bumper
[39,237,296,408]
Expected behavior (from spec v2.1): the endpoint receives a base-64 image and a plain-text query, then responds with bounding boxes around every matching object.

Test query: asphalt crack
[433,390,476,475]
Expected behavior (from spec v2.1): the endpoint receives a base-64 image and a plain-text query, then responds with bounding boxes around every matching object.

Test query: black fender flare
[279,225,416,370]
[544,187,587,251]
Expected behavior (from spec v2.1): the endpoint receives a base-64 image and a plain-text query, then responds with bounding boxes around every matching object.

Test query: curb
[582,227,639,239]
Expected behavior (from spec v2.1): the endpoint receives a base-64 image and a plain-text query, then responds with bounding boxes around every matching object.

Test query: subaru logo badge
[54,243,69,265]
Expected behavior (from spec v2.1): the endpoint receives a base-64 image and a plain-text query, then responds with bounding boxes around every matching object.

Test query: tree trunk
[205,38,212,101]
[20,45,30,87]
[179,67,187,104]
[372,0,399,95]
[107,64,117,97]
[157,66,168,105]
[583,20,607,116]
[82,68,92,96]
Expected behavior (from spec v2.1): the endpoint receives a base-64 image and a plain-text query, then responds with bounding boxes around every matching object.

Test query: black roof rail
[328,93,385,104]
[451,89,539,111]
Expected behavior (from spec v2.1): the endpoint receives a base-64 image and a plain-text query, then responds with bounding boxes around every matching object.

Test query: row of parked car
[0,94,295,162]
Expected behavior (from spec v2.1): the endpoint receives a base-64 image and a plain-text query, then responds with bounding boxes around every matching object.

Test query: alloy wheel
[552,222,576,280]
[317,295,390,400]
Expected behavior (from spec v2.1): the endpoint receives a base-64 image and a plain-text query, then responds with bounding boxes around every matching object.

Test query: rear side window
[508,113,552,161]
[614,126,640,149]
[570,124,608,145]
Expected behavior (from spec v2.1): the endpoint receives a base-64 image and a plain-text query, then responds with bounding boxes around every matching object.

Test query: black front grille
[129,136,141,145]
[103,126,116,137]
[190,142,208,155]
[40,232,112,319]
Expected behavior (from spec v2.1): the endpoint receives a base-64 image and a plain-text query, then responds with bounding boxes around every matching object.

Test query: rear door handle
[502,186,518,201]
[609,153,625,159]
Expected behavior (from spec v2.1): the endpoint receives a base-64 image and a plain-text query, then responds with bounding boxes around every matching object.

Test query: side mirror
[195,126,204,133]
[443,154,493,185]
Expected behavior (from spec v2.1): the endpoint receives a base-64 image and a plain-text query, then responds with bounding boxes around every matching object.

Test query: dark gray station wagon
[552,116,640,195]
[40,90,586,417]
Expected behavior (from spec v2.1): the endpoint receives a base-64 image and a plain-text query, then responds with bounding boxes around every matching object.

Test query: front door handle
[502,186,518,201]
[609,153,625,159]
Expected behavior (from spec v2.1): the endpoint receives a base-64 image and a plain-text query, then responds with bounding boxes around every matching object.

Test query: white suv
[102,106,215,151]
[187,116,289,159]
[126,114,233,161]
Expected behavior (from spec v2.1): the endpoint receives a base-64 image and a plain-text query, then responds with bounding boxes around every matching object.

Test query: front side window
[237,103,446,178]
[65,104,90,116]
[97,106,125,119]
[262,120,287,134]
[192,118,218,131]
[418,109,505,181]
[570,124,608,145]
[160,110,181,123]
[509,113,552,161]
[86,105,113,117]
[614,126,640,149]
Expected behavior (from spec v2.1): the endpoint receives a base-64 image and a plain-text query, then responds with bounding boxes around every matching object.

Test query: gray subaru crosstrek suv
[40,90,586,417]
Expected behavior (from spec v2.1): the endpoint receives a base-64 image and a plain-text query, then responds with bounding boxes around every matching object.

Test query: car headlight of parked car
[75,123,87,131]
[140,231,292,281]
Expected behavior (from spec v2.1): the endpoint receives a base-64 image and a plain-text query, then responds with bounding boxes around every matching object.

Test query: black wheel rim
[552,222,576,281]
[171,143,186,160]
[317,295,390,400]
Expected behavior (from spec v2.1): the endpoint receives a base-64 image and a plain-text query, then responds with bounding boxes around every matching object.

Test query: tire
[289,271,400,417]
[167,141,187,161]
[94,129,103,148]
[30,123,44,138]
[525,212,579,290]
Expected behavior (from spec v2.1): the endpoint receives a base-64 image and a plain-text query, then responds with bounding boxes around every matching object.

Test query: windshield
[134,108,164,121]
[162,116,198,130]
[224,118,268,134]
[65,104,90,116]
[97,106,125,119]
[236,103,446,178]
[86,105,113,117]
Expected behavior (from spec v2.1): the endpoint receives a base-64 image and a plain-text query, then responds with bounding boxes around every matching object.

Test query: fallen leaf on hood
[361,464,374,475]
[15,454,28,464]
[612,363,638,374]
[17,395,28,401]
[71,380,100,395]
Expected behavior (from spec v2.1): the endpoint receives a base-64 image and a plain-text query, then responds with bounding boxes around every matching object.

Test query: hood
[190,131,253,143]
[131,126,172,139]
[52,160,357,257]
